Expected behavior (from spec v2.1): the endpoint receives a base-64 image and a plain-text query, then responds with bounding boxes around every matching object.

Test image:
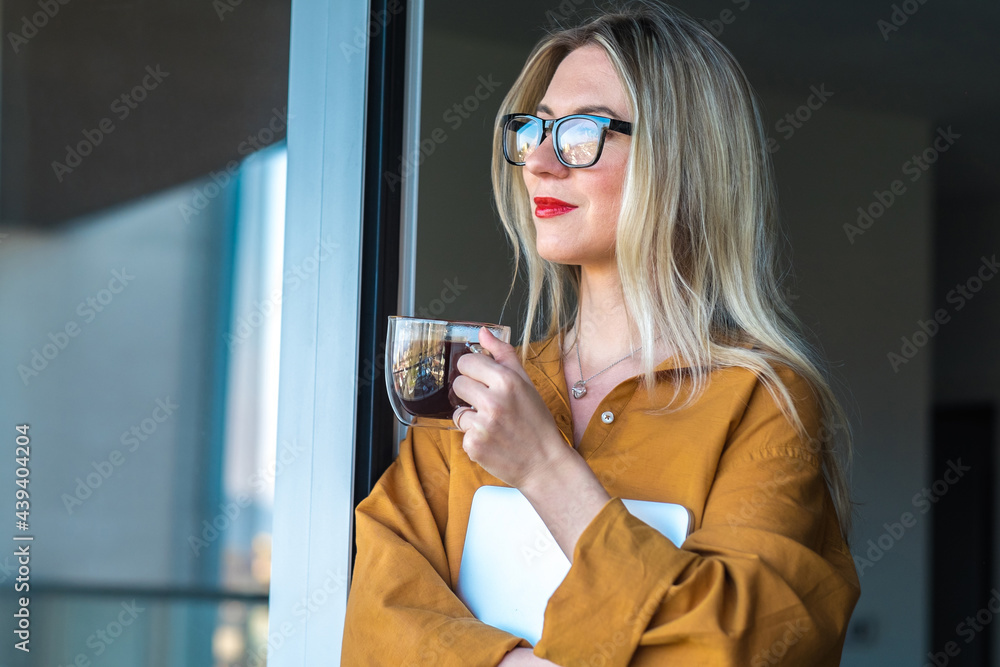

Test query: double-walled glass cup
[385,316,511,430]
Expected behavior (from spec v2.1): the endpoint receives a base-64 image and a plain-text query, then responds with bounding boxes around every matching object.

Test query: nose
[523,131,569,178]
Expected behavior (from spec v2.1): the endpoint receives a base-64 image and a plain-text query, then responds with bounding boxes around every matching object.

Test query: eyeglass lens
[505,116,602,166]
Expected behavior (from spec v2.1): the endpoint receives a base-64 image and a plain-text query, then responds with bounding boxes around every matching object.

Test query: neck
[564,263,672,375]
[567,264,639,362]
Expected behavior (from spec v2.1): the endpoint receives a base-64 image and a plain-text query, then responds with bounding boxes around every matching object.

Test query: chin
[535,243,579,265]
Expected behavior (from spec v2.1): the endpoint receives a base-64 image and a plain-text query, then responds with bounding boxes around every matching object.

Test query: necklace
[570,333,643,400]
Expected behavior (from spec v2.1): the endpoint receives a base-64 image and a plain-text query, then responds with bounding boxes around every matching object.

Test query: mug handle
[465,342,494,358]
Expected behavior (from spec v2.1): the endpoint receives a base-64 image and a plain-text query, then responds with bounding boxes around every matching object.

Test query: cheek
[590,167,626,217]
[596,140,627,185]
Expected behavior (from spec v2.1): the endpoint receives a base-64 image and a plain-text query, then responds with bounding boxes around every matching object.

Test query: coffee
[393,339,474,419]
[386,316,510,430]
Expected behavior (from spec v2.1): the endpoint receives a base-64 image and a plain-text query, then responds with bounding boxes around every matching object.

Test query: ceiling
[427,0,1000,203]
[0,0,291,226]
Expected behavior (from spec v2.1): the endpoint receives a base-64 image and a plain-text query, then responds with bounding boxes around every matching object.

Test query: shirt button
[601,411,614,424]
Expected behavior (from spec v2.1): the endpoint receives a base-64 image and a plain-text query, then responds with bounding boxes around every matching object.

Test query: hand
[454,328,611,562]
[451,328,571,488]
[497,648,558,665]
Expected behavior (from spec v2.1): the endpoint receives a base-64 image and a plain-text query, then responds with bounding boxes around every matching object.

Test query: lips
[533,196,578,218]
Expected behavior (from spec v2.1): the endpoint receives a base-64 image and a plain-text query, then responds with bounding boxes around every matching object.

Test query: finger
[455,352,521,397]
[468,328,531,382]
[455,342,504,384]
[476,328,518,367]
[452,405,475,431]
[450,373,492,409]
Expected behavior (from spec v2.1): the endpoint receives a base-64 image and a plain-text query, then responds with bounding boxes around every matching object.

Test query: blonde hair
[491,1,855,542]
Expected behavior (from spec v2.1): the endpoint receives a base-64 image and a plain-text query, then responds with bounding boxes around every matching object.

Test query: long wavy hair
[491,1,855,542]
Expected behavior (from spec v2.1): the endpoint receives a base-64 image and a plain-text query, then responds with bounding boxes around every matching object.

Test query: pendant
[572,381,587,399]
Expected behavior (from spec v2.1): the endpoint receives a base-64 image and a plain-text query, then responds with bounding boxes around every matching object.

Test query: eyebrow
[535,102,626,119]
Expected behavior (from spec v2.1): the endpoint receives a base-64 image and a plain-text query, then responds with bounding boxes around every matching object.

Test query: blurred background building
[0,2,290,665]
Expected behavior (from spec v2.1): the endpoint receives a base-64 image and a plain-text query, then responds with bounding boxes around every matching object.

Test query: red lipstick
[533,197,578,218]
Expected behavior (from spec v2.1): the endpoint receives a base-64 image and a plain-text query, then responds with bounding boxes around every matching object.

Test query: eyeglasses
[500,113,632,168]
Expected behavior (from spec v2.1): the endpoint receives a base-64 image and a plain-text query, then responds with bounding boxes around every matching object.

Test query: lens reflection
[506,116,540,163]
[558,117,601,166]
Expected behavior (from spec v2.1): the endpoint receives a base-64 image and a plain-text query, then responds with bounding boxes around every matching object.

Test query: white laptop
[455,485,693,646]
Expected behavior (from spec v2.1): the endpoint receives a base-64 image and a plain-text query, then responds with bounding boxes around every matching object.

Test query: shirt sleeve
[342,425,526,666]
[533,369,861,666]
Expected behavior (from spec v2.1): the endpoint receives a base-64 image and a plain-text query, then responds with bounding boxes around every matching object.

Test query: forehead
[539,45,629,118]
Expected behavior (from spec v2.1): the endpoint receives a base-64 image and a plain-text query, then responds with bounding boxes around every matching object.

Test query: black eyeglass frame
[500,113,633,168]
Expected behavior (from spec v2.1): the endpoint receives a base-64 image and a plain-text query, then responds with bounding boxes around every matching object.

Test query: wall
[414,27,530,335]
[761,90,933,665]
[933,198,1000,664]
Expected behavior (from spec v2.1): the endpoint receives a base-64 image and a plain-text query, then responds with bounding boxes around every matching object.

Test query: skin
[452,45,674,666]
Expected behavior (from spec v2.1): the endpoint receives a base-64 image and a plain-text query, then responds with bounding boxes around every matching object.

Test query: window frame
[268,0,423,663]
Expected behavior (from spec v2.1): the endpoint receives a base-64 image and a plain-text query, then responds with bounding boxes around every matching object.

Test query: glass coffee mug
[385,316,511,429]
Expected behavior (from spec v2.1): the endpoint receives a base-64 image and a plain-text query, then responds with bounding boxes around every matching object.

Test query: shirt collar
[521,332,755,407]
[520,332,698,412]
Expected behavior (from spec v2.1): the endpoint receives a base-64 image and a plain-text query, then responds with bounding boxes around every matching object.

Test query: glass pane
[0,593,268,667]
[0,2,291,664]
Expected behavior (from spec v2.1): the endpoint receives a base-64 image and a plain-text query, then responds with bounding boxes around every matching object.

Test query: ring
[453,406,475,430]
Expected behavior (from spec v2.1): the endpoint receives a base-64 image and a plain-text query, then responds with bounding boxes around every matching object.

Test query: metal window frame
[268,0,422,662]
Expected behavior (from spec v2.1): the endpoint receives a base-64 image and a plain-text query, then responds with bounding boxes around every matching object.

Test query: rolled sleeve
[534,497,697,663]
[342,427,525,666]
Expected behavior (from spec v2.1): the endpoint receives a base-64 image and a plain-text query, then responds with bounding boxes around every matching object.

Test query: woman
[343,3,860,665]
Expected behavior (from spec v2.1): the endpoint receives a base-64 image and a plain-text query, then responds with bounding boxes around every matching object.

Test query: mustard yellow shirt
[343,334,860,665]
